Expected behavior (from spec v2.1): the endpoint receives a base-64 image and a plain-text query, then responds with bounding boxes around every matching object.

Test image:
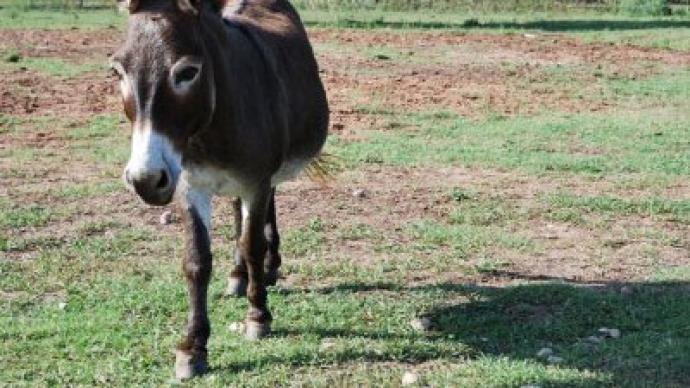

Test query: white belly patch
[179,158,309,199]
[271,159,310,186]
[181,165,249,197]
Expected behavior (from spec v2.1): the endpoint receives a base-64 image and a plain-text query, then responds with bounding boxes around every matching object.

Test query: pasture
[1,8,689,387]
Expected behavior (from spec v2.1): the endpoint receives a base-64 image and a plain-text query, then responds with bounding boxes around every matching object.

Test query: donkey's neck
[190,10,282,170]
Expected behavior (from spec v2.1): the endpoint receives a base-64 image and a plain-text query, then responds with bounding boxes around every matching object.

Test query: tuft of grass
[336,223,382,241]
[67,114,120,140]
[448,194,514,227]
[546,193,690,224]
[408,220,534,259]
[0,9,124,29]
[1,55,106,78]
[0,205,52,228]
[68,114,129,165]
[282,217,327,257]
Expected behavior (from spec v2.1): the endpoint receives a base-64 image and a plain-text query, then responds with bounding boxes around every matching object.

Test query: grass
[4,271,690,386]
[0,8,124,29]
[0,205,53,228]
[546,194,690,224]
[2,7,690,387]
[1,54,106,78]
[333,106,690,175]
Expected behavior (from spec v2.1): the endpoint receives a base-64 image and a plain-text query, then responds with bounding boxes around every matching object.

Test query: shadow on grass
[307,18,690,32]
[216,275,690,386]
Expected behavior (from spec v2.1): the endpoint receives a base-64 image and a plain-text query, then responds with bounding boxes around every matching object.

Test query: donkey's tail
[304,152,342,184]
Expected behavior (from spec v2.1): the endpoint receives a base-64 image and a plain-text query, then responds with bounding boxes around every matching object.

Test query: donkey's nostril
[156,170,169,190]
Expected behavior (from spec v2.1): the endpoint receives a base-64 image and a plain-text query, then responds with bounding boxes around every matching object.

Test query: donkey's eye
[172,65,200,89]
[177,67,198,83]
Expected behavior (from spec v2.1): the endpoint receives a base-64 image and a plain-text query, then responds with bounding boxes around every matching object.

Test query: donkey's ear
[117,0,140,12]
[176,0,200,15]
[176,0,227,15]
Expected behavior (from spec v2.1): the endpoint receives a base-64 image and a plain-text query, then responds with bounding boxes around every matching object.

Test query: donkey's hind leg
[226,197,248,297]
[264,188,282,286]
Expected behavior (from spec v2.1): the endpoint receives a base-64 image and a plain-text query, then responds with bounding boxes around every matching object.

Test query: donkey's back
[222,0,329,170]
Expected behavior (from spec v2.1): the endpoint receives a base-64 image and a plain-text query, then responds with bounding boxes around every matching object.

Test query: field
[1,8,689,387]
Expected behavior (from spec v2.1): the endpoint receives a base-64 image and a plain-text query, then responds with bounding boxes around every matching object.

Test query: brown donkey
[110,0,328,379]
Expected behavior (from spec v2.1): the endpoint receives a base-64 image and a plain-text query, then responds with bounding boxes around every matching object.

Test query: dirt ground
[3,28,690,118]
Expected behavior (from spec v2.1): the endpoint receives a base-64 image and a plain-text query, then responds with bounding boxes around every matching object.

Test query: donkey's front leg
[175,190,212,380]
[238,185,272,339]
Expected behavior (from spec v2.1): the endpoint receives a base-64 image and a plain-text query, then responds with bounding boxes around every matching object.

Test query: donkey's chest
[182,165,250,198]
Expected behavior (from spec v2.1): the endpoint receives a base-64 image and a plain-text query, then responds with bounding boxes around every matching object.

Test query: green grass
[2,7,690,387]
[332,106,690,176]
[1,54,106,78]
[282,217,327,257]
[0,9,124,29]
[408,220,535,259]
[0,205,53,228]
[546,194,690,224]
[5,268,690,386]
[68,114,130,165]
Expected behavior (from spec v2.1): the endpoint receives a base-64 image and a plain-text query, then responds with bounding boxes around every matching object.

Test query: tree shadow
[307,18,690,32]
[214,274,690,386]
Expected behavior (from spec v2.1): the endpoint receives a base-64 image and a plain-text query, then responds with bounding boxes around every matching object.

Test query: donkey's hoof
[245,320,271,340]
[264,269,281,287]
[225,276,247,297]
[175,350,207,381]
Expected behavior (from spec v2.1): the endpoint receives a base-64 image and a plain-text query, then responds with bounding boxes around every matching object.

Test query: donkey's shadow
[212,275,690,386]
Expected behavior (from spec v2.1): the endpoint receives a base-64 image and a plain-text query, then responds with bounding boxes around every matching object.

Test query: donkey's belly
[180,158,310,198]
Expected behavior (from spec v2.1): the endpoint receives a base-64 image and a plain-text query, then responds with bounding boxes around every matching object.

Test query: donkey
[110,0,328,379]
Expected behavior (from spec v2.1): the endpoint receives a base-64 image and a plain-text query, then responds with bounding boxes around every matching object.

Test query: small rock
[58,302,67,310]
[160,210,175,225]
[352,189,366,199]
[401,371,419,386]
[620,286,633,296]
[320,338,337,351]
[598,328,621,339]
[228,321,245,333]
[523,33,537,39]
[585,335,603,344]
[536,347,553,358]
[547,355,563,364]
[410,316,433,332]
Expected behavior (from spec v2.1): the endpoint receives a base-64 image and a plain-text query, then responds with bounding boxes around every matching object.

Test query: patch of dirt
[274,166,688,284]
[0,28,120,61]
[311,29,690,123]
[0,68,118,116]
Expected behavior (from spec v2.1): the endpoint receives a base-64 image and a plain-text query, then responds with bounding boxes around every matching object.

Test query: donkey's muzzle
[126,168,174,206]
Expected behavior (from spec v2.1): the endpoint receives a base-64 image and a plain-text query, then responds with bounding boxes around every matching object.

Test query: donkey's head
[111,0,219,205]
